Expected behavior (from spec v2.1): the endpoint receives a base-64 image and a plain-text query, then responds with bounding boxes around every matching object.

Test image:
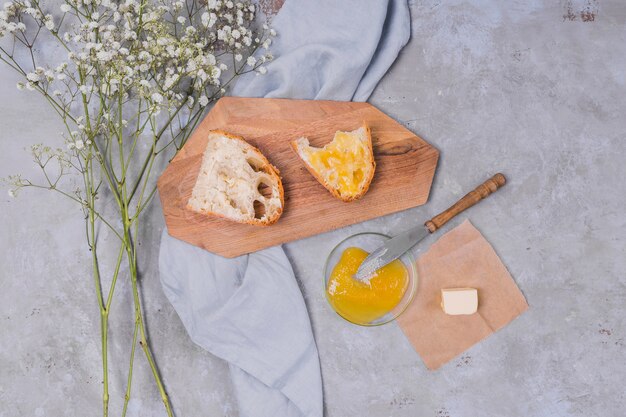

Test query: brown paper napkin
[397,219,528,370]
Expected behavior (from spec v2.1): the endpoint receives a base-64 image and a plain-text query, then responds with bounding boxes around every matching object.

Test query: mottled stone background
[1,0,625,416]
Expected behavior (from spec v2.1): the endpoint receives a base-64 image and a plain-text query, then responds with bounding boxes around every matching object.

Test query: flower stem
[86,180,110,417]
[101,310,109,417]
[122,319,140,417]
[122,212,174,417]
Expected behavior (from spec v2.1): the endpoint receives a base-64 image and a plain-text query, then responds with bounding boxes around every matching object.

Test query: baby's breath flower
[44,15,54,30]
[151,92,164,104]
[198,95,209,106]
[96,51,112,62]
[16,82,25,90]
[246,56,256,67]
[60,4,70,13]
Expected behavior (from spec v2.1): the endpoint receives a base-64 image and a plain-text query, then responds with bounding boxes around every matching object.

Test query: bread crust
[187,130,284,226]
[291,124,375,202]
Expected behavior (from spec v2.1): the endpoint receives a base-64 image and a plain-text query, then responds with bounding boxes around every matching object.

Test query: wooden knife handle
[425,173,506,233]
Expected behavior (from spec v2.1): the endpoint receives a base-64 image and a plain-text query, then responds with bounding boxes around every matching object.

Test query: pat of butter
[441,288,478,315]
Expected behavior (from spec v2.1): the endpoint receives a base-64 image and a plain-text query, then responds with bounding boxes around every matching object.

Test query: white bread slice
[187,130,284,226]
[291,125,375,202]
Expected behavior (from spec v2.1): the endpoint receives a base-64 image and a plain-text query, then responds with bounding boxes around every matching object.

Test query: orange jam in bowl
[324,232,417,326]
[327,247,409,323]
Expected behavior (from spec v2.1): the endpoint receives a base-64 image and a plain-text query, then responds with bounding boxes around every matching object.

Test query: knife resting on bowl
[354,173,507,281]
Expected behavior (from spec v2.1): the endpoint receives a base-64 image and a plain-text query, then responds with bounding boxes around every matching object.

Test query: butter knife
[354,173,506,281]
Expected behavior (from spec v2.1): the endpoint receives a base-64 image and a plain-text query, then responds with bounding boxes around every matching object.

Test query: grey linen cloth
[159,0,410,416]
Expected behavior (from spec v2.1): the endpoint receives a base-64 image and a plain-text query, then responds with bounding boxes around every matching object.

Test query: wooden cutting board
[157,97,439,258]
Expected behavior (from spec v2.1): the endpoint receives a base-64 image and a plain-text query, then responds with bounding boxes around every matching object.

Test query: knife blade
[354,225,430,281]
[354,173,507,281]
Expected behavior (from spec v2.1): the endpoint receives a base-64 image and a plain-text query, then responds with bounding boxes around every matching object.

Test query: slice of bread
[291,125,375,202]
[187,130,284,226]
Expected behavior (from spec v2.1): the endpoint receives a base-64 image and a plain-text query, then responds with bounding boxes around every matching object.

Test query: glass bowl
[323,232,418,326]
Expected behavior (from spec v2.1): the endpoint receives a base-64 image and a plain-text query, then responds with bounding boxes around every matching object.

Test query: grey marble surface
[1,1,625,416]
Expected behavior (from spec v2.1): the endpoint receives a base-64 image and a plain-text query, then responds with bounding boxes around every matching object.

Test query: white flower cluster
[1,0,275,130]
[1,0,275,205]
[0,1,56,34]
[0,2,34,35]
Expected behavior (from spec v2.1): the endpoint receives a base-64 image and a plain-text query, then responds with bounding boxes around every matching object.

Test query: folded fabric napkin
[159,1,411,416]
[397,220,529,370]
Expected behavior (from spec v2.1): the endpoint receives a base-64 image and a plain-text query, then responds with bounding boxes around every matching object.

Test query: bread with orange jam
[291,125,375,202]
[187,130,284,226]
